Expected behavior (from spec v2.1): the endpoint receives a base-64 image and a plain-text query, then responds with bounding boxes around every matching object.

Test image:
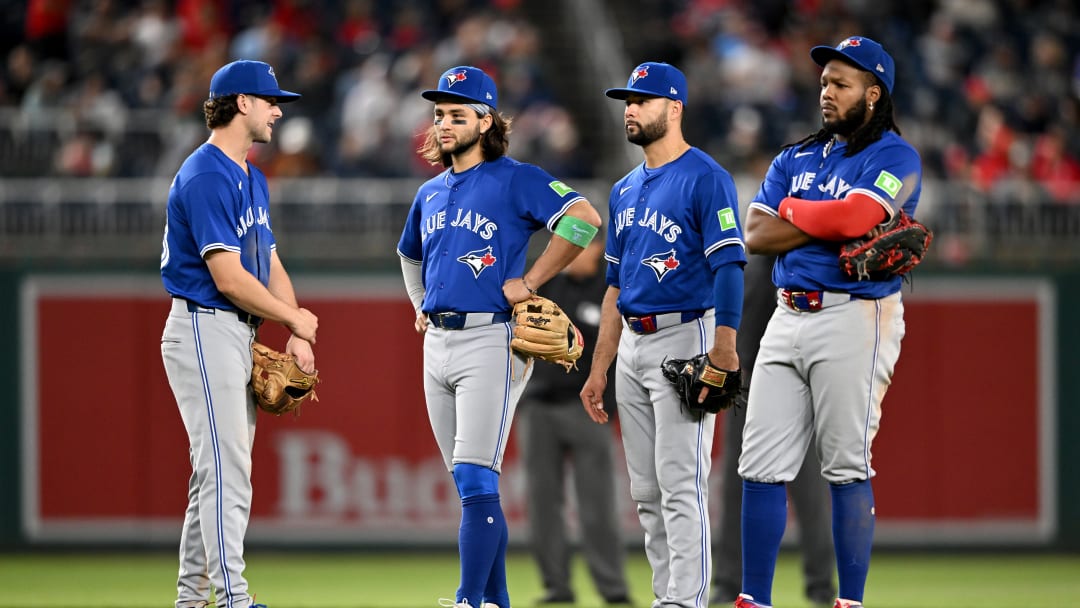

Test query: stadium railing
[3,175,1080,270]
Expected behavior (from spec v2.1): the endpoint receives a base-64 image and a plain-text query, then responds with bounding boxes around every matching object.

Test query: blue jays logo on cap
[445,70,468,87]
[422,65,498,109]
[209,60,301,103]
[605,62,688,105]
[810,36,895,94]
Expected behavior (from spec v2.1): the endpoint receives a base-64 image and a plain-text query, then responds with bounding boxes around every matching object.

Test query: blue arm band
[713,262,743,329]
[553,214,599,247]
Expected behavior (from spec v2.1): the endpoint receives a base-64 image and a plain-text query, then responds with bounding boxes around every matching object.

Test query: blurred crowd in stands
[1,0,582,180]
[1,0,1079,209]
[647,0,1080,207]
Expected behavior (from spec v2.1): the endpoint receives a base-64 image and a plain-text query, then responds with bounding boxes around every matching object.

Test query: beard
[823,97,869,138]
[443,127,482,157]
[626,113,668,146]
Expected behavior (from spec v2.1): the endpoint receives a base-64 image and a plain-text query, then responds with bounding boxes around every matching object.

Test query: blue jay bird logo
[445,70,468,87]
[458,246,497,278]
[641,249,680,281]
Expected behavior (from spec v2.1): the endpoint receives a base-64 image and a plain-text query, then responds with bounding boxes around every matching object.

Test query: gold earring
[869,102,875,111]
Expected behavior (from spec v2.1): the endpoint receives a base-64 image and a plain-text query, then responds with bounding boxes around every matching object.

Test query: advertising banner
[20,276,1054,546]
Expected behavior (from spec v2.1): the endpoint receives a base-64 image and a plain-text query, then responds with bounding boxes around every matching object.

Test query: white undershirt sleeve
[400,257,425,313]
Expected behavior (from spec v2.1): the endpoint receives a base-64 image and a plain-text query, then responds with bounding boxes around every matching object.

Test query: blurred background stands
[0,0,1079,270]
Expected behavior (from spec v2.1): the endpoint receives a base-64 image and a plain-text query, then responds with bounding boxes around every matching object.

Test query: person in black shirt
[517,240,632,606]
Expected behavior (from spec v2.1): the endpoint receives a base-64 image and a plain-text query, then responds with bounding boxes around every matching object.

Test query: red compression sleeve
[778,192,888,240]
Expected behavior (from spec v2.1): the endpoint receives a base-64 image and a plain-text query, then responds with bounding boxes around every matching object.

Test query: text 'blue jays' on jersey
[606,147,746,316]
[750,131,922,298]
[161,143,276,309]
[396,156,586,314]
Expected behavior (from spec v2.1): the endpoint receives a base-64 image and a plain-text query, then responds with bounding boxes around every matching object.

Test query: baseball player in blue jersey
[733,37,921,608]
[712,252,836,608]
[160,60,318,608]
[581,62,746,608]
[397,65,601,608]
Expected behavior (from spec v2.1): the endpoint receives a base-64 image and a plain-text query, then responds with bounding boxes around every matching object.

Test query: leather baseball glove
[839,210,933,281]
[661,354,741,414]
[250,341,320,416]
[511,296,584,372]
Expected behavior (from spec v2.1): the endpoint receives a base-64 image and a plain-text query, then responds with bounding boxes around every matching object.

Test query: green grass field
[0,549,1077,607]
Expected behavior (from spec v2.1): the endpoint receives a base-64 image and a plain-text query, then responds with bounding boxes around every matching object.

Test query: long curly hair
[418,108,512,167]
[203,95,240,130]
[787,72,900,156]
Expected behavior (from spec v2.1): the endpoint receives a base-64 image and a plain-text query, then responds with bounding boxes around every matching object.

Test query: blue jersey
[161,143,275,309]
[397,156,585,313]
[606,147,746,315]
[749,131,922,298]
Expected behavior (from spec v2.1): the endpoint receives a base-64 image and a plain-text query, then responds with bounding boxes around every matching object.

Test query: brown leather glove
[510,296,584,372]
[250,341,320,416]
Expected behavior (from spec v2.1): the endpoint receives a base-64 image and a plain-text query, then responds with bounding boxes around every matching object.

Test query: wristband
[554,215,599,247]
[521,277,538,295]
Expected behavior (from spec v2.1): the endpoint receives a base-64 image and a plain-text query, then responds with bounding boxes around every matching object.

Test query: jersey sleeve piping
[546,196,587,231]
[704,237,747,257]
[848,187,896,219]
[398,249,421,264]
[199,243,240,258]
[605,254,620,265]
[749,201,779,216]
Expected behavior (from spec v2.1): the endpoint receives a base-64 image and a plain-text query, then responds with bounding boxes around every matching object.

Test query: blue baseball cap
[605,62,688,105]
[810,36,895,94]
[209,60,301,103]
[421,66,498,109]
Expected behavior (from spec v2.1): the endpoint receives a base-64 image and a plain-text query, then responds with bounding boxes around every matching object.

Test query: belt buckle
[787,290,823,312]
[432,312,462,329]
[239,311,262,327]
[781,290,797,310]
[629,315,657,334]
[789,290,806,310]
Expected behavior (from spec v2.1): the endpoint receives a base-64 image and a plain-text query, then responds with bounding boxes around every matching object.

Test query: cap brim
[605,87,666,100]
[421,90,486,105]
[220,89,301,103]
[263,89,301,103]
[811,46,851,68]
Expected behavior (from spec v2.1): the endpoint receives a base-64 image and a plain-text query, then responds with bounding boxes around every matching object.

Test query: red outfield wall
[19,276,1055,546]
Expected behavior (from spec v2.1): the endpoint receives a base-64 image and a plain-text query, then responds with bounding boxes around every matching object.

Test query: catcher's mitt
[839,210,933,281]
[250,341,320,416]
[511,296,584,372]
[660,354,741,414]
